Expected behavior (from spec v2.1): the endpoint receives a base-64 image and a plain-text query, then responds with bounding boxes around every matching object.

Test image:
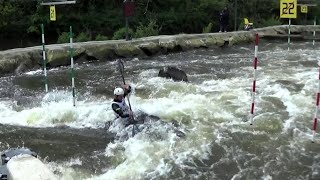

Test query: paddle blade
[117,59,125,74]
[174,130,186,138]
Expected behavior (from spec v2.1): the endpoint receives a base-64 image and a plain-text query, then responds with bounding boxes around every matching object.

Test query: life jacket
[112,98,130,118]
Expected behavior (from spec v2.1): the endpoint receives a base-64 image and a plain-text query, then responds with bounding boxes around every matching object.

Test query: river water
[0,40,320,180]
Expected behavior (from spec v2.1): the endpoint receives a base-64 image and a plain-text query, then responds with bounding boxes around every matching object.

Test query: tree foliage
[0,0,319,49]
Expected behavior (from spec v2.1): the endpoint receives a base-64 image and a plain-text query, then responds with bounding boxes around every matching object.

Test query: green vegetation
[0,0,319,49]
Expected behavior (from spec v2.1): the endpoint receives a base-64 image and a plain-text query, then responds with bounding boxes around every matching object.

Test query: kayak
[105,111,186,141]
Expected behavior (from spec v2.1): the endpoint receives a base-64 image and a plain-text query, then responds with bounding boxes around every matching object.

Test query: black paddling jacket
[111,86,131,118]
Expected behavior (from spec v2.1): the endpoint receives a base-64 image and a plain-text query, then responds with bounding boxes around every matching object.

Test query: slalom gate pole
[250,33,259,125]
[41,24,48,92]
[312,65,320,143]
[288,18,291,51]
[313,16,316,48]
[70,26,76,107]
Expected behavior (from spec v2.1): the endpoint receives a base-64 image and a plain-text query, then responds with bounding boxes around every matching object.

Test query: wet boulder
[158,66,188,82]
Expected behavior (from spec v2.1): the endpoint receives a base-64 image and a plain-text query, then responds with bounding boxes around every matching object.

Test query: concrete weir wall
[0,25,320,75]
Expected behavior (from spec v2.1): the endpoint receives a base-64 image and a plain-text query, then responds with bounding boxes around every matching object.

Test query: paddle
[116,59,140,135]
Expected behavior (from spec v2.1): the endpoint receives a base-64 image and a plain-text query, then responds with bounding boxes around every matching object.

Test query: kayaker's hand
[122,84,131,91]
[129,111,134,118]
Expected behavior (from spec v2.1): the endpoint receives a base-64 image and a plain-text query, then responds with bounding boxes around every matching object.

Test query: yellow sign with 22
[280,0,297,19]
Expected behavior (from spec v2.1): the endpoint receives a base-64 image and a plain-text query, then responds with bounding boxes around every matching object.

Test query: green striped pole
[313,16,316,48]
[70,26,76,106]
[41,24,48,92]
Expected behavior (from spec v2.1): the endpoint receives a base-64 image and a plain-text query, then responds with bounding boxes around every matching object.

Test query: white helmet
[114,87,124,95]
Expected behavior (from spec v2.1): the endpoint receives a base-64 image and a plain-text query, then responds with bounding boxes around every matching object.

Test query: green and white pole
[313,16,316,48]
[70,26,76,106]
[41,24,48,92]
[288,18,291,51]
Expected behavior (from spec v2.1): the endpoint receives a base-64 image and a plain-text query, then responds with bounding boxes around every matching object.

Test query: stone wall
[1,25,320,75]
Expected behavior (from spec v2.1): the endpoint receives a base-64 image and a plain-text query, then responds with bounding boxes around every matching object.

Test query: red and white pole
[312,65,320,142]
[250,33,259,125]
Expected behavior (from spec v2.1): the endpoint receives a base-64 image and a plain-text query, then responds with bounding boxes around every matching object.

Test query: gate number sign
[50,5,56,21]
[301,5,308,13]
[280,0,297,19]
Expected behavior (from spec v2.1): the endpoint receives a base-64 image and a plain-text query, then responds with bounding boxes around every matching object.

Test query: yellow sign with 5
[301,5,308,13]
[280,0,297,18]
[50,5,56,21]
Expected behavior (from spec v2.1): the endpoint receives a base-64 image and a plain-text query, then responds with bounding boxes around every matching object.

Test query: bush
[57,32,69,44]
[202,22,213,33]
[75,32,91,42]
[95,34,109,41]
[259,16,282,27]
[112,27,134,40]
[134,19,159,38]
[238,21,245,31]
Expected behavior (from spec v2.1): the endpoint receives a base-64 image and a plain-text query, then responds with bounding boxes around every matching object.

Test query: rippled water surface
[1,40,320,180]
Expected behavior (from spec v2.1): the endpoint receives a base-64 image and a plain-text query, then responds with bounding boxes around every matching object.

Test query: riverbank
[1,25,320,75]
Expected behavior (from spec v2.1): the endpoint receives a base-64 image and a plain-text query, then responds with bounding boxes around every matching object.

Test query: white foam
[24,69,43,75]
[1,47,320,179]
[0,91,113,128]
